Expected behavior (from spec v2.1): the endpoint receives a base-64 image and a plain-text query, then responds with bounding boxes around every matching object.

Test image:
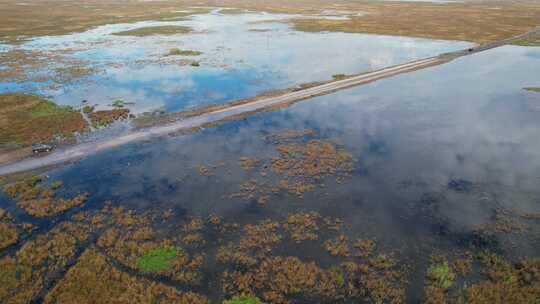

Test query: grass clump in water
[427,261,456,290]
[89,109,130,128]
[329,266,345,287]
[3,175,88,218]
[223,296,264,304]
[332,74,347,80]
[112,25,193,36]
[136,246,181,273]
[82,105,94,114]
[111,99,132,108]
[0,208,19,251]
[524,87,540,93]
[167,48,203,56]
[45,248,209,304]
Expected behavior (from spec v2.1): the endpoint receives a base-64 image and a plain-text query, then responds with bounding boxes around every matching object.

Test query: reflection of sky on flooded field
[1,45,539,302]
[12,44,535,258]
[1,9,472,113]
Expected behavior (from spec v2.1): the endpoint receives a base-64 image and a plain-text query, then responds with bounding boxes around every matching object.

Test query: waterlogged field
[0,9,473,115]
[1,45,540,303]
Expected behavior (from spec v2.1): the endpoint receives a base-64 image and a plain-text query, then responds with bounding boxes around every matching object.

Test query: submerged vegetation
[45,248,209,304]
[463,253,540,303]
[112,26,193,36]
[423,252,540,304]
[0,221,94,303]
[0,0,538,303]
[230,131,354,200]
[4,175,88,217]
[0,170,539,303]
[0,209,19,250]
[167,48,203,56]
[0,49,98,86]
[0,93,87,148]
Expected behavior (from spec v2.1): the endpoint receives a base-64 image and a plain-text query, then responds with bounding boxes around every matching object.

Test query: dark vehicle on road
[32,143,54,154]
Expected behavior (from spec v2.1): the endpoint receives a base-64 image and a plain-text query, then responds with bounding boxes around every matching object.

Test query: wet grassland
[1,1,540,303]
[0,93,131,156]
[1,127,540,303]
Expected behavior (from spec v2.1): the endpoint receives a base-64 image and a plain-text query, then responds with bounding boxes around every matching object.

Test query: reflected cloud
[1,10,473,114]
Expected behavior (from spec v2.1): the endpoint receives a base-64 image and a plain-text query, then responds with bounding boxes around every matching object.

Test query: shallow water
[2,45,538,302]
[0,9,473,114]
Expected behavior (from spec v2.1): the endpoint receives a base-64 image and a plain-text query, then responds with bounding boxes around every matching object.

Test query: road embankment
[1,26,539,176]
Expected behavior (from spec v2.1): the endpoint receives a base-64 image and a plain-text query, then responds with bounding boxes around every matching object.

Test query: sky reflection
[1,10,473,113]
[10,45,535,260]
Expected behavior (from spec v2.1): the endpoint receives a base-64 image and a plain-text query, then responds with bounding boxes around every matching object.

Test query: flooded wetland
[1,0,540,303]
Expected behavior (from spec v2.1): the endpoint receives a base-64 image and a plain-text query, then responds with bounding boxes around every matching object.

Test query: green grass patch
[427,261,456,290]
[111,99,126,108]
[50,181,63,190]
[223,296,264,304]
[136,246,181,273]
[329,266,345,287]
[28,100,72,118]
[167,48,203,56]
[112,26,193,36]
[109,99,134,108]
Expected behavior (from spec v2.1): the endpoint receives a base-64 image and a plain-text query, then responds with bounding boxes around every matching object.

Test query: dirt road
[1,27,539,176]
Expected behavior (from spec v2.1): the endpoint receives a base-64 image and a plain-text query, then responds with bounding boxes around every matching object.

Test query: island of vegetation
[167,48,203,56]
[112,25,193,36]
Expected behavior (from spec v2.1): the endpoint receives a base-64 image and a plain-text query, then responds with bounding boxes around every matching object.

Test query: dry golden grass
[89,109,130,128]
[0,1,210,43]
[285,1,540,43]
[198,0,540,43]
